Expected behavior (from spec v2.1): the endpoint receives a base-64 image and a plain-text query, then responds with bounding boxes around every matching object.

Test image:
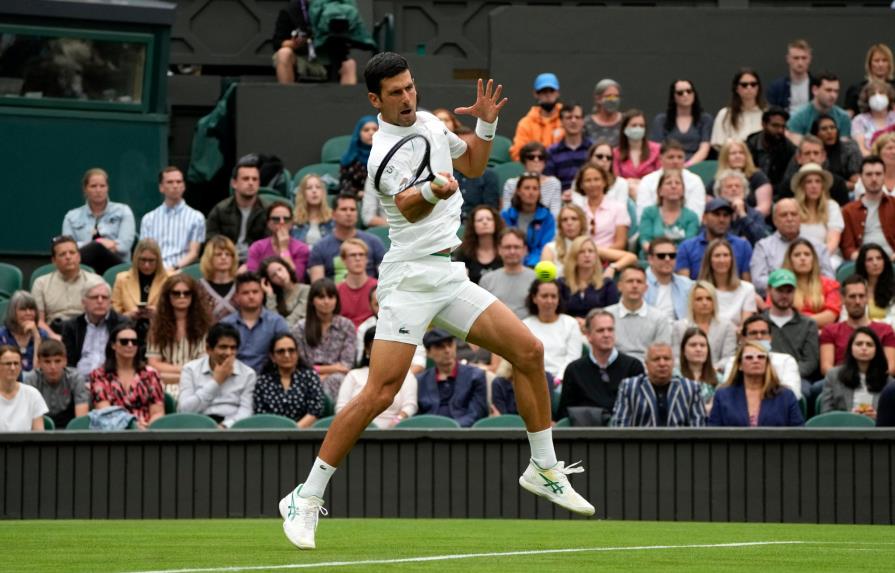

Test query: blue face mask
[753,340,772,353]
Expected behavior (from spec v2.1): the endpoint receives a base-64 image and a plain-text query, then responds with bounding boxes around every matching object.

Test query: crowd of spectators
[5,39,895,432]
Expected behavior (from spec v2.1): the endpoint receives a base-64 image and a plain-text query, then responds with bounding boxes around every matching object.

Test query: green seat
[321,134,352,163]
[552,386,562,420]
[394,414,460,429]
[835,261,856,284]
[472,414,525,428]
[148,413,218,430]
[30,263,95,290]
[554,417,571,427]
[312,415,334,429]
[0,300,8,320]
[805,411,875,428]
[102,262,132,287]
[260,190,291,205]
[66,415,91,430]
[0,262,23,299]
[487,135,513,166]
[492,162,524,193]
[798,396,807,420]
[179,264,203,280]
[322,393,335,417]
[43,415,55,430]
[368,225,390,250]
[293,163,341,194]
[164,392,177,415]
[688,159,718,188]
[231,414,297,429]
[815,393,823,416]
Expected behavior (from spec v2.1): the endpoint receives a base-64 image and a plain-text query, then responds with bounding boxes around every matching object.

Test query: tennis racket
[373,133,449,195]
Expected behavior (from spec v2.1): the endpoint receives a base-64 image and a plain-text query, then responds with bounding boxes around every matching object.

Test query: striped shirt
[139,200,206,268]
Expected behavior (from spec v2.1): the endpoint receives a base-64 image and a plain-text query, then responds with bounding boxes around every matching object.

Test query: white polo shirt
[366,111,468,262]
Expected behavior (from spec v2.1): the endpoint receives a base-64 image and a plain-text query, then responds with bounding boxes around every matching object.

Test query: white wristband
[475,117,498,141]
[420,182,439,204]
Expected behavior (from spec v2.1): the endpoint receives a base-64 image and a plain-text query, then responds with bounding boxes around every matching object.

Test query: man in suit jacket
[610,342,706,427]
[61,282,126,378]
[415,329,487,427]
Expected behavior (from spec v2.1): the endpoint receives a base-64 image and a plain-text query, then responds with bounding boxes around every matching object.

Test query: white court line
[127,540,816,573]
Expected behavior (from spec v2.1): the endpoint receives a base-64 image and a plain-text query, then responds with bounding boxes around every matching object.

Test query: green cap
[768,268,797,289]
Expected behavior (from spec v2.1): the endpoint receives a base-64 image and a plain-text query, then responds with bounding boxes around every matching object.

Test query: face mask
[869,93,890,112]
[753,340,772,353]
[624,126,645,141]
[601,98,621,113]
[539,101,557,113]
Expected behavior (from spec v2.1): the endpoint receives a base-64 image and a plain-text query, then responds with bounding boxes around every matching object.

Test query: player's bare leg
[466,300,595,516]
[281,340,416,549]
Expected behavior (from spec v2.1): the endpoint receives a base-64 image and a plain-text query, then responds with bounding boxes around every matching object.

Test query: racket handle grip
[432,174,449,187]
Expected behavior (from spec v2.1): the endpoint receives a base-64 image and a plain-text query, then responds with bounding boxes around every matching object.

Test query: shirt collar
[618,302,649,318]
[436,363,459,382]
[376,113,421,137]
[163,200,186,214]
[589,348,618,368]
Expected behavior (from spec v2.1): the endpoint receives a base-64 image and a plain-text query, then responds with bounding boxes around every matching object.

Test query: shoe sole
[282,521,315,550]
[518,476,596,516]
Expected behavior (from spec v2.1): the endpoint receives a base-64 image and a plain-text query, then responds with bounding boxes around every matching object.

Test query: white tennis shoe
[280,484,327,550]
[518,459,595,516]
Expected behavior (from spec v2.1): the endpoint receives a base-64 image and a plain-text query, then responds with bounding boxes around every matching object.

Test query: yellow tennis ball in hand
[534,260,557,282]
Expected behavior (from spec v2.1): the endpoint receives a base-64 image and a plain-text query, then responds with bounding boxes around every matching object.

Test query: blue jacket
[610,374,706,427]
[501,204,556,267]
[708,384,804,427]
[766,74,814,111]
[644,268,693,321]
[416,364,487,427]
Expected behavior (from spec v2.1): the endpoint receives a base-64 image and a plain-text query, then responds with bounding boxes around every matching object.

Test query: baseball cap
[704,197,734,214]
[768,269,797,289]
[423,328,454,349]
[533,73,560,92]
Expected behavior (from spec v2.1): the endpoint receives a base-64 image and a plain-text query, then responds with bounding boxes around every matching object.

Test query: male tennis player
[281,52,594,550]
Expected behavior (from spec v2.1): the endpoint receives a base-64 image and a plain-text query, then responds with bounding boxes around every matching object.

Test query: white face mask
[869,93,890,112]
[624,126,645,141]
[753,339,772,353]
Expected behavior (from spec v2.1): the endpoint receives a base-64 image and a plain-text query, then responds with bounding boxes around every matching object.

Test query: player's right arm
[394,175,458,223]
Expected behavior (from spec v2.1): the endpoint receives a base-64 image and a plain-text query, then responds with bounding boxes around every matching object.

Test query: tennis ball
[534,260,557,282]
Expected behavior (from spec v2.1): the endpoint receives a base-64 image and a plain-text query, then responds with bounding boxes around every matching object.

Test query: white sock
[299,457,336,499]
[526,428,557,469]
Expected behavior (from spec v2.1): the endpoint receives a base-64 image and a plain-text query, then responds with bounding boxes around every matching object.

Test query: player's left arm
[452,78,507,178]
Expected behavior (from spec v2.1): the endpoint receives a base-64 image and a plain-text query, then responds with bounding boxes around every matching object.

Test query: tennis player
[281,52,594,550]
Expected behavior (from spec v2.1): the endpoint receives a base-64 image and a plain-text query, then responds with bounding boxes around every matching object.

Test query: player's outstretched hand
[431,172,459,200]
[454,78,507,123]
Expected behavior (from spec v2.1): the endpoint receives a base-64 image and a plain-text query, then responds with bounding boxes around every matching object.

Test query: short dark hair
[862,155,885,172]
[559,102,583,118]
[364,51,410,94]
[618,264,646,280]
[840,273,868,294]
[231,154,260,180]
[334,193,358,209]
[158,166,182,183]
[235,271,263,292]
[741,314,771,337]
[648,237,677,255]
[207,323,241,349]
[37,339,66,359]
[51,235,78,257]
[519,141,547,161]
[498,227,527,246]
[812,71,839,88]
[762,106,789,123]
[660,139,685,155]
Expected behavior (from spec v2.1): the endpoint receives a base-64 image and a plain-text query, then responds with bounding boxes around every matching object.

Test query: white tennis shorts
[375,255,496,345]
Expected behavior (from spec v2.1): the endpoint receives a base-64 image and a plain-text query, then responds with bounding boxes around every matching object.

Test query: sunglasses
[742,354,767,361]
[274,347,297,355]
[521,171,541,178]
[592,153,612,161]
[116,338,139,346]
[524,154,545,161]
[675,88,694,96]
[170,289,192,298]
[269,216,291,223]
[738,81,759,88]
[653,252,677,260]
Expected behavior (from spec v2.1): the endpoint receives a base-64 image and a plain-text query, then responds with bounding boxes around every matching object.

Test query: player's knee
[274,47,295,66]
[512,335,544,368]
[371,381,401,412]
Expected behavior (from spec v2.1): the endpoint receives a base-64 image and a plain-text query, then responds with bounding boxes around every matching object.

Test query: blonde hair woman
[197,235,239,321]
[715,139,773,216]
[671,281,737,366]
[292,174,334,247]
[542,205,635,280]
[791,163,843,268]
[557,236,630,327]
[697,238,756,327]
[780,238,841,328]
[845,42,895,117]
[111,238,169,320]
